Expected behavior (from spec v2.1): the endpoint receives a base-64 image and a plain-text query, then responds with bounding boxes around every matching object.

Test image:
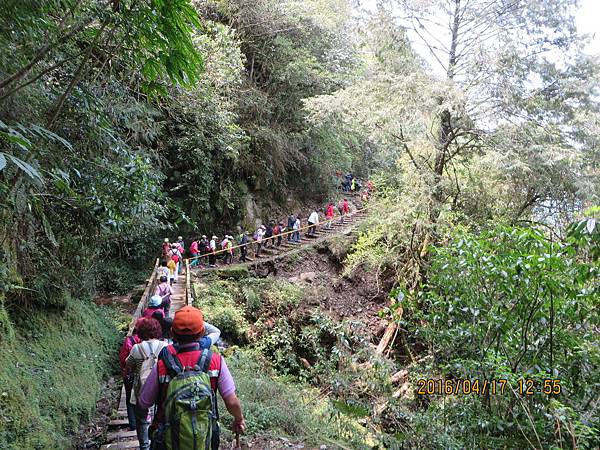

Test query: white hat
[261,225,266,230]
[149,295,162,307]
[164,238,169,243]
[178,236,183,240]
[212,235,217,239]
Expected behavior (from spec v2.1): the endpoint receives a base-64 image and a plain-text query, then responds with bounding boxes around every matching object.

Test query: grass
[0,298,122,449]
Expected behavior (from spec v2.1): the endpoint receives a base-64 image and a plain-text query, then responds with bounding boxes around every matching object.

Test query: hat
[178,236,183,240]
[164,238,169,243]
[212,235,217,239]
[261,225,266,230]
[202,235,207,239]
[172,306,205,336]
[149,295,162,307]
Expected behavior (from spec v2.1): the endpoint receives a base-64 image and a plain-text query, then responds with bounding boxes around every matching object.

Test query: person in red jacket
[118,318,144,430]
[325,202,335,229]
[138,306,246,449]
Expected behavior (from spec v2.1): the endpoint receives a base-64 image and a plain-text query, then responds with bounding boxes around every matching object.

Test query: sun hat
[149,295,162,308]
[164,238,169,243]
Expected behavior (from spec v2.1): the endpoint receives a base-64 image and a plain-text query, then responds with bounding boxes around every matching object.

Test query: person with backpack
[343,198,350,216]
[157,260,170,284]
[143,295,165,320]
[137,306,245,450]
[177,236,185,251]
[264,222,273,248]
[307,210,319,236]
[325,202,335,229]
[162,238,170,258]
[238,231,249,262]
[287,214,296,242]
[223,235,234,264]
[272,222,281,247]
[166,257,177,285]
[118,318,144,431]
[155,276,173,316]
[209,235,217,267]
[255,225,265,257]
[337,199,345,224]
[126,318,168,450]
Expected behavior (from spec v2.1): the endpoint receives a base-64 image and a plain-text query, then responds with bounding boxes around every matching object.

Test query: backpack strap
[196,348,212,373]
[160,346,183,378]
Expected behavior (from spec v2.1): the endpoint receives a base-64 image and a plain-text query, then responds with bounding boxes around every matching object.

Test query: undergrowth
[0,299,122,449]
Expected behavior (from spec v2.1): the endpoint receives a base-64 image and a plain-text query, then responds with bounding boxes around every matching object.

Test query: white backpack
[132,340,163,404]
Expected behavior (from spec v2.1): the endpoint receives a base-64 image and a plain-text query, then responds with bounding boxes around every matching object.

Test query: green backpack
[154,347,220,450]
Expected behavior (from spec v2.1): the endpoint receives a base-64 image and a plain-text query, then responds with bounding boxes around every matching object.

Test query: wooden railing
[126,258,160,335]
[185,259,192,306]
[186,204,369,262]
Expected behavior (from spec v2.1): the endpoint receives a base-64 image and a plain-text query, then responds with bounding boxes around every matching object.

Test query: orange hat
[172,306,205,336]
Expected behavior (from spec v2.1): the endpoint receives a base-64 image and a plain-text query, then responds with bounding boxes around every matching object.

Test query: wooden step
[109,418,130,428]
[106,429,138,441]
[100,440,140,450]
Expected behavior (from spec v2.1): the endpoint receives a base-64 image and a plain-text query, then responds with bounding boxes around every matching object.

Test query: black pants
[240,246,247,262]
[209,253,216,266]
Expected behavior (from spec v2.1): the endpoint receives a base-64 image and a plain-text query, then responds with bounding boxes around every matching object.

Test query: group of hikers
[119,307,244,450]
[116,185,375,449]
[158,195,368,271]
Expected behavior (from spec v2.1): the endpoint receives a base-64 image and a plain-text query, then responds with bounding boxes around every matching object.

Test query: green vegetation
[0,300,122,449]
[1,0,599,448]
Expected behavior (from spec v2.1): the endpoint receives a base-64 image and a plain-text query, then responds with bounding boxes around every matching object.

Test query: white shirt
[209,239,216,251]
[308,211,319,224]
[256,229,265,242]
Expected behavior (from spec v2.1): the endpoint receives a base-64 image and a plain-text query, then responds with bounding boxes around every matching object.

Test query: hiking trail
[99,193,367,449]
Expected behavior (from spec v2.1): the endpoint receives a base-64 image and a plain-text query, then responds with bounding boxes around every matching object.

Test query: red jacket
[119,334,141,377]
[343,200,350,213]
[326,204,335,218]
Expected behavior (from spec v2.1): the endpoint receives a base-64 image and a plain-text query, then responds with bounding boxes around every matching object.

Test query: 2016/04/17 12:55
[416,378,562,396]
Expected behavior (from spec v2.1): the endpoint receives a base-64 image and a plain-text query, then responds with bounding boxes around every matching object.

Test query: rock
[299,271,316,282]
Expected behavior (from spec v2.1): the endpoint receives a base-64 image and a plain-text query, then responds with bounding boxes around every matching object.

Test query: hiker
[125,318,168,450]
[137,306,245,450]
[176,236,185,251]
[273,222,282,247]
[326,202,335,229]
[222,235,234,265]
[255,225,265,257]
[189,238,199,267]
[166,256,177,284]
[157,260,170,284]
[161,317,173,343]
[343,198,350,217]
[264,222,274,248]
[220,235,230,264]
[239,231,249,262]
[287,214,296,242]
[168,244,181,277]
[351,177,356,192]
[118,318,144,431]
[162,238,170,258]
[337,200,345,224]
[200,235,210,266]
[307,210,319,236]
[155,276,173,316]
[292,215,301,243]
[143,295,165,320]
[209,235,217,267]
